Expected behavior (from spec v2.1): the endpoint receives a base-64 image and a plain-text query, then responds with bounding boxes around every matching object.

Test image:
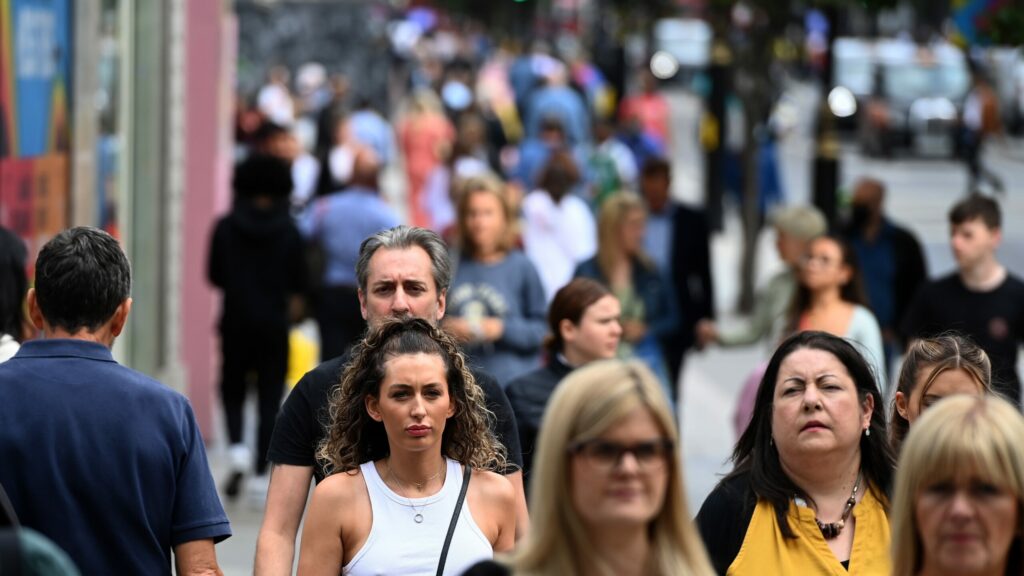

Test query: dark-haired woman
[0,226,28,362]
[790,234,886,391]
[696,331,896,575]
[505,278,622,480]
[297,318,515,575]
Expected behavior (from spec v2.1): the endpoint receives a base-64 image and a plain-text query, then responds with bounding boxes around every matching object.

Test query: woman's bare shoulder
[470,469,515,503]
[313,467,368,504]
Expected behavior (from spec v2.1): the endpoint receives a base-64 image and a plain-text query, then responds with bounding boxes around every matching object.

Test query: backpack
[0,485,80,576]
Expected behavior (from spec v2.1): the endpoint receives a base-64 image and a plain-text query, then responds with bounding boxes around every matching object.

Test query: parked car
[650,18,712,83]
[835,38,969,158]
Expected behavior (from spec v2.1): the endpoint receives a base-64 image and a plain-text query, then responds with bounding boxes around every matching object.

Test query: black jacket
[504,355,574,481]
[889,223,928,340]
[664,203,716,353]
[208,199,307,334]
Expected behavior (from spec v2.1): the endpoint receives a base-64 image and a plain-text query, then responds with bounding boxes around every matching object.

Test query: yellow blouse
[727,487,891,575]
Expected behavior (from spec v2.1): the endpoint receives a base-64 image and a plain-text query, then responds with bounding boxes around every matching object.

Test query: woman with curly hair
[297,317,515,575]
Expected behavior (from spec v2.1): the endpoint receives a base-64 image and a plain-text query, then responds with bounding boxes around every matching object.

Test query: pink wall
[183,0,232,440]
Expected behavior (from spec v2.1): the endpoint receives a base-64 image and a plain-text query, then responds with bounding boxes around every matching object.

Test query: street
[206,88,1024,575]
[677,87,1024,511]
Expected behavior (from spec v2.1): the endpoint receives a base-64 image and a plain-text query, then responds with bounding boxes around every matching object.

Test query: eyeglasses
[567,438,674,472]
[800,253,837,268]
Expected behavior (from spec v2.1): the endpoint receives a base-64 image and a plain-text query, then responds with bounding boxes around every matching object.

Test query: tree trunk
[737,101,761,314]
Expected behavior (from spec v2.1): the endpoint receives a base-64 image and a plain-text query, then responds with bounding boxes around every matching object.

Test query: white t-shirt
[344,459,492,576]
[0,334,19,363]
[257,83,295,127]
[521,191,597,302]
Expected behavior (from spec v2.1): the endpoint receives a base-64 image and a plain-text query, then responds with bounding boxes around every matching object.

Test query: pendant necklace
[387,460,444,524]
[813,474,861,540]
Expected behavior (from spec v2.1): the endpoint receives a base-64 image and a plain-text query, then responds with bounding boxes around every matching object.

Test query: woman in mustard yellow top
[696,331,896,575]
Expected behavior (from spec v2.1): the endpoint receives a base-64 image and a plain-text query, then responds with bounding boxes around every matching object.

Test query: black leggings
[219,327,288,475]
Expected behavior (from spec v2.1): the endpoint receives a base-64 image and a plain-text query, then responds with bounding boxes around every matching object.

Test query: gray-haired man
[255,225,527,574]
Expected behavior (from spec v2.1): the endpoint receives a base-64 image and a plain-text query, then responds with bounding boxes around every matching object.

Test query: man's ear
[358,289,368,321]
[109,298,133,337]
[26,289,45,331]
[365,395,383,422]
[436,289,447,321]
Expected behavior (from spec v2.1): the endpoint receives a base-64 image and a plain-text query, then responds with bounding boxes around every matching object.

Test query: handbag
[435,464,471,576]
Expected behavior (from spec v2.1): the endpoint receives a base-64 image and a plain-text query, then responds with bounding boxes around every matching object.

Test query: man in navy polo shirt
[0,227,231,575]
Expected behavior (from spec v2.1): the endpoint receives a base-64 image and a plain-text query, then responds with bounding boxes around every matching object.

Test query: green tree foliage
[976,2,1024,47]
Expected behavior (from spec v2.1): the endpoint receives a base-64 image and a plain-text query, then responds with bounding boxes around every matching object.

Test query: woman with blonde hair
[891,394,1024,576]
[444,175,547,386]
[574,192,678,389]
[889,332,992,454]
[298,317,515,575]
[468,359,714,576]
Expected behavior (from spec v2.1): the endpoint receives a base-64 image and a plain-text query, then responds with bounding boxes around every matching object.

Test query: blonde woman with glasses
[891,394,1024,576]
[465,359,713,576]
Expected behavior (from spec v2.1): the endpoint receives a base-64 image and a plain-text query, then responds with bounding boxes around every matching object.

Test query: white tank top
[344,458,493,576]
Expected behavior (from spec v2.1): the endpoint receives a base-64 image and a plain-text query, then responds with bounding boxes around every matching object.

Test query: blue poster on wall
[10,0,70,157]
[1,0,72,262]
[952,0,998,46]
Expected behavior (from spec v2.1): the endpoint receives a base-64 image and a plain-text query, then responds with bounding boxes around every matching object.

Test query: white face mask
[329,145,355,184]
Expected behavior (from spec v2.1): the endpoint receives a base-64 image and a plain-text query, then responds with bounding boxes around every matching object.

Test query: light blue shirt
[644,206,673,275]
[299,187,400,286]
[349,110,396,166]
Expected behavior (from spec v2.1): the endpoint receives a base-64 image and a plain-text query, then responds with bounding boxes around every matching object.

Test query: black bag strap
[0,483,20,576]
[436,464,471,576]
[0,529,22,576]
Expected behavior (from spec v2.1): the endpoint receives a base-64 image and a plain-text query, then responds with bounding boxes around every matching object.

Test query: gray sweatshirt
[448,250,548,387]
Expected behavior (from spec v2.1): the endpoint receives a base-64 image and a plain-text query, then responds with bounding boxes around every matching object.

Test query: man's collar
[15,339,116,362]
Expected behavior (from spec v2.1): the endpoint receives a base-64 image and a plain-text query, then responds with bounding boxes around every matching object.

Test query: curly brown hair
[316,317,507,475]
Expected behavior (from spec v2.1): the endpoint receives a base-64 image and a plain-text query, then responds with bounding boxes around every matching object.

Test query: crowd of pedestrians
[0,14,1023,576]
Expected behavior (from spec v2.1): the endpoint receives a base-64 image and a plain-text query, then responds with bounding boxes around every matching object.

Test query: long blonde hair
[891,395,1024,576]
[595,191,653,281]
[509,359,714,576]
